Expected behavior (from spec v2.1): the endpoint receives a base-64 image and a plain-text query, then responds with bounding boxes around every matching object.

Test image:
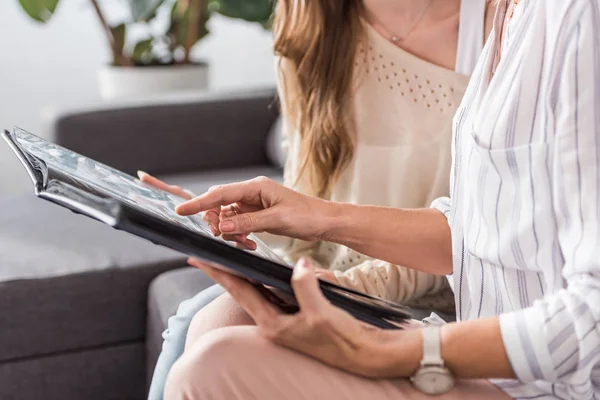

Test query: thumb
[218,208,278,235]
[291,258,328,314]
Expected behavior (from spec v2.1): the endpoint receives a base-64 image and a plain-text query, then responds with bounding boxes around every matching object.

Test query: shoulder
[537,0,599,37]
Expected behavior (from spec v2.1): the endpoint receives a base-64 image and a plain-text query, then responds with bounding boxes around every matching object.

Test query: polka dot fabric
[355,40,465,116]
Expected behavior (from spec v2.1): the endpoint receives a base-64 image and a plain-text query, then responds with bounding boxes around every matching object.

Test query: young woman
[166,0,600,398]
[145,0,494,397]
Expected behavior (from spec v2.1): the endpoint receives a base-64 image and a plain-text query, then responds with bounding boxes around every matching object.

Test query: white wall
[0,1,276,195]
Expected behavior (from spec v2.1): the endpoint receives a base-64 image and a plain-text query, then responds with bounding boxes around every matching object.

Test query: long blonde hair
[273,0,364,198]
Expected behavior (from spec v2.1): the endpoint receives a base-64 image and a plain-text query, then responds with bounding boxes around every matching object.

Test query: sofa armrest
[45,88,279,176]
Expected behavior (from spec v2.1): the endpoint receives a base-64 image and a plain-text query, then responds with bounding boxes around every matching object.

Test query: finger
[222,233,247,243]
[314,270,338,284]
[232,202,264,215]
[219,233,257,250]
[187,258,281,324]
[218,208,278,235]
[220,203,263,222]
[235,239,258,250]
[220,208,236,219]
[176,180,262,216]
[291,258,330,314]
[138,171,193,200]
[138,171,175,192]
[202,209,222,236]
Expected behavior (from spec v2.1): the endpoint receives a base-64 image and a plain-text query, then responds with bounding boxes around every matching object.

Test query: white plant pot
[97,63,209,99]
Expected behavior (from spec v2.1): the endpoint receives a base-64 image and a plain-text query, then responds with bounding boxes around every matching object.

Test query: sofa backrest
[47,89,280,176]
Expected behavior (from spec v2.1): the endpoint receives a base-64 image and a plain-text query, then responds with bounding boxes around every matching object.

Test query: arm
[178,185,453,276]
[333,259,451,304]
[324,204,453,275]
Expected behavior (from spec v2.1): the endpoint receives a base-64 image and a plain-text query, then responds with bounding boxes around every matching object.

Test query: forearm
[322,203,453,275]
[334,261,450,303]
[440,318,514,379]
[384,286,600,382]
[374,317,514,379]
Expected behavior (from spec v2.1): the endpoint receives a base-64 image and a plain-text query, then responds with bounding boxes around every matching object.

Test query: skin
[176,177,515,380]
[138,171,257,250]
[365,0,496,70]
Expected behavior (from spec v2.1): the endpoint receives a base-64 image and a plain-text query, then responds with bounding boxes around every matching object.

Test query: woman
[166,0,600,398]
[146,0,494,397]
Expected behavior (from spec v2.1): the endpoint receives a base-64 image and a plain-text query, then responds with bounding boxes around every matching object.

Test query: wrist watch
[410,325,455,395]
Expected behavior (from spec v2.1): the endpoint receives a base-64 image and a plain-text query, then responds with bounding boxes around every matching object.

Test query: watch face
[413,367,455,395]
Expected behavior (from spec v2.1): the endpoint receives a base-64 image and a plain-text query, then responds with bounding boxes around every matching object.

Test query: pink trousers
[164,294,512,400]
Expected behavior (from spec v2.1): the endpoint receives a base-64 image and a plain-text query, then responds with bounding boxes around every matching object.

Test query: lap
[169,326,511,400]
[185,291,255,350]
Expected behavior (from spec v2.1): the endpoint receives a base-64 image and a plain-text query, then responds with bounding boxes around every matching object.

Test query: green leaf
[110,23,127,56]
[18,0,60,23]
[127,0,164,22]
[214,0,273,25]
[168,1,210,49]
[132,38,153,63]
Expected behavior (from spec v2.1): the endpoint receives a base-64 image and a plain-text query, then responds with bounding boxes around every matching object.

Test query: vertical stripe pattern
[431,1,600,398]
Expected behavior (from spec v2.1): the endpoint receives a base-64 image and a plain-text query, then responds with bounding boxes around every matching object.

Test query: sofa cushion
[0,342,146,400]
[0,194,187,363]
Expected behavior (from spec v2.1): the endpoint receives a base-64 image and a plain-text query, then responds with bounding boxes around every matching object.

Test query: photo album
[2,126,410,329]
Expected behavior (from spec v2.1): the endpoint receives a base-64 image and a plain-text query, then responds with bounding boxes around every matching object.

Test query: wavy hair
[273,0,364,197]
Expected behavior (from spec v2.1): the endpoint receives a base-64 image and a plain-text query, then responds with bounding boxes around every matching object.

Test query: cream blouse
[270,3,485,310]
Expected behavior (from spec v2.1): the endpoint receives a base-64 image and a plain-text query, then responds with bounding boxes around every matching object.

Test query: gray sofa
[0,89,283,400]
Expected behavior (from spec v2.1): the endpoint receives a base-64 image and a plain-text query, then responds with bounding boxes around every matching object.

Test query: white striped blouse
[431,0,600,398]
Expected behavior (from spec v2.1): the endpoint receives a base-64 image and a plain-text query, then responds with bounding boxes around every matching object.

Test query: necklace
[368,0,435,43]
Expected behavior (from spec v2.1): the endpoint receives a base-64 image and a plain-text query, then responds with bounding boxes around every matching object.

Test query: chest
[450,0,564,270]
[456,0,553,151]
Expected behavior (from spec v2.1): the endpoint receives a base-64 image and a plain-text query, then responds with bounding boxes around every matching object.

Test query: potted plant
[17,0,273,98]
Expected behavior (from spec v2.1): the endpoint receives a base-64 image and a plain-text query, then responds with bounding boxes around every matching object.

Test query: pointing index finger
[175,181,258,216]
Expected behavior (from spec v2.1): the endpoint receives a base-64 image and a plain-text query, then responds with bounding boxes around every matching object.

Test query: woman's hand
[138,171,256,248]
[137,171,194,200]
[187,257,423,379]
[176,177,335,242]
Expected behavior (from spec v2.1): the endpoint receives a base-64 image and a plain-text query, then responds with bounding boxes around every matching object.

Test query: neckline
[362,19,470,81]
[479,0,531,100]
[467,0,533,132]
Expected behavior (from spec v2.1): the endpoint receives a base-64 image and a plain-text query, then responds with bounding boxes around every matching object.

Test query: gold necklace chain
[367,0,435,43]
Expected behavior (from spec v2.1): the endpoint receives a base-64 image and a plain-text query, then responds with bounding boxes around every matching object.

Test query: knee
[185,293,254,349]
[164,291,212,342]
[185,307,208,348]
[164,327,263,400]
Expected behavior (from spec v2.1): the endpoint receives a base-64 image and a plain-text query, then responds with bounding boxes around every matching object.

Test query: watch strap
[421,325,443,366]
